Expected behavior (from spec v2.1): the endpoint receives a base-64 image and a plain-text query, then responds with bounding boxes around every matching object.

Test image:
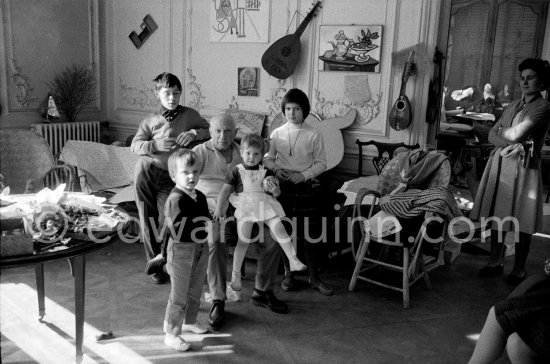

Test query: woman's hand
[275,169,291,181]
[288,172,306,184]
[500,143,523,158]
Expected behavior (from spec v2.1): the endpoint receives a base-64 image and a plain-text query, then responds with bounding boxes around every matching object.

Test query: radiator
[31,121,101,157]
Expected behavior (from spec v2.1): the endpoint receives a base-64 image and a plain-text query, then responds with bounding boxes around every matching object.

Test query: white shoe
[289,256,307,272]
[164,334,191,351]
[181,323,208,334]
[230,270,242,291]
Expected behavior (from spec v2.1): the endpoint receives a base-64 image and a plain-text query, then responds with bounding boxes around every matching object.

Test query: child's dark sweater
[164,187,212,243]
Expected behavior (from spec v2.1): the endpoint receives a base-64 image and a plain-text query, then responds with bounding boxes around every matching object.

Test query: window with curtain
[445,0,549,101]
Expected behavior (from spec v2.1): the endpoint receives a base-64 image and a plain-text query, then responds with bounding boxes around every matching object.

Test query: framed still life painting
[318,25,382,73]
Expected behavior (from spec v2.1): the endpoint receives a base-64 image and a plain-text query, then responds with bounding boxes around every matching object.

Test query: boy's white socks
[164,334,191,351]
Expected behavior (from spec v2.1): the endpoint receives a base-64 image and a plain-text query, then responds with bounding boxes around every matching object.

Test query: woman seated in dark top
[468,258,550,364]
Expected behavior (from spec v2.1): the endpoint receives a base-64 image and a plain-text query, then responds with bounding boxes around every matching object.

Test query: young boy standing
[131,72,210,284]
[163,149,211,351]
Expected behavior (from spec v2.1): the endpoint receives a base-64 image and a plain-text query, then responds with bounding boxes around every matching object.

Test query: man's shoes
[208,300,225,330]
[309,279,334,295]
[251,289,289,314]
[479,264,504,277]
[145,254,166,275]
[281,274,298,291]
[150,272,167,284]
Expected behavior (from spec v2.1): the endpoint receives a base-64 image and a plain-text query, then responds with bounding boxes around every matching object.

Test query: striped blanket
[379,186,463,222]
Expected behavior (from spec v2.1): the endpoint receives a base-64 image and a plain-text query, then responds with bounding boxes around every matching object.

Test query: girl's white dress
[229,164,286,221]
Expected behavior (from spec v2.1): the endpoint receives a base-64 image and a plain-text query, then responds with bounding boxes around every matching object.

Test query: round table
[1,224,128,363]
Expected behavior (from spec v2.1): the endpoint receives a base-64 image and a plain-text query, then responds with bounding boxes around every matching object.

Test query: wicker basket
[1,216,34,256]
[1,233,34,256]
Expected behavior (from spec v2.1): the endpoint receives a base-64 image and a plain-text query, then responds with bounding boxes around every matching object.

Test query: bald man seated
[193,113,288,330]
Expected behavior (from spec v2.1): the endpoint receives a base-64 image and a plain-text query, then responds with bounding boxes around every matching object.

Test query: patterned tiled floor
[2,221,550,363]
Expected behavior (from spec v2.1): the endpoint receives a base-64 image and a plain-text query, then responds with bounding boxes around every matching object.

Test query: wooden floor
[2,210,550,363]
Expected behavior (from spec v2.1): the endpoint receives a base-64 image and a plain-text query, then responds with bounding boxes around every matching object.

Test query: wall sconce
[129,15,158,49]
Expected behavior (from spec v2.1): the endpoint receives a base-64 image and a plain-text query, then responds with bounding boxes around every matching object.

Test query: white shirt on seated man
[192,113,289,330]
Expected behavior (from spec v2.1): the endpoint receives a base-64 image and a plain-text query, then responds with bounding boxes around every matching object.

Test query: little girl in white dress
[214,133,306,291]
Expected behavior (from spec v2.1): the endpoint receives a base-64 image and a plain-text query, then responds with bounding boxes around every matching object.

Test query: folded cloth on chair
[379,186,463,222]
[364,210,403,238]
[60,141,140,191]
[397,148,448,189]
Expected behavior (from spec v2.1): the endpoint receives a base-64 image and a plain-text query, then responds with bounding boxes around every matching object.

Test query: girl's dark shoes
[309,279,334,295]
[479,264,504,277]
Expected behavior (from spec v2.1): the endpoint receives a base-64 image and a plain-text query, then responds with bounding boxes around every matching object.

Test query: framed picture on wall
[210,0,270,43]
[318,25,382,73]
[238,67,259,96]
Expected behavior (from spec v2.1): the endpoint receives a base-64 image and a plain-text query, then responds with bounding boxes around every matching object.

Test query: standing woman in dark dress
[471,58,550,285]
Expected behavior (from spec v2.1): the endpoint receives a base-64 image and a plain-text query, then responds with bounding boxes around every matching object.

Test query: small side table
[1,227,126,363]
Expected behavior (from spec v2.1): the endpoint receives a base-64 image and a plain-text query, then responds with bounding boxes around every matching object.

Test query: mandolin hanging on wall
[389,51,415,131]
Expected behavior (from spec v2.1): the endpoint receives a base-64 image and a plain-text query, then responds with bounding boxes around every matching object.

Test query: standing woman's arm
[499,106,550,143]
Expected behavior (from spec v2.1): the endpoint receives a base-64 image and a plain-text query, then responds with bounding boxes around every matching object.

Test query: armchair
[348,148,459,308]
[0,129,76,194]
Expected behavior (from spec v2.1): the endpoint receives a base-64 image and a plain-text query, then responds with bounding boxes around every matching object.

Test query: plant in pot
[47,64,97,122]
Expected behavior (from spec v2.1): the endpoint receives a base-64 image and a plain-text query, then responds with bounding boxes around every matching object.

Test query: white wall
[101,0,187,136]
[1,0,443,175]
[179,0,442,174]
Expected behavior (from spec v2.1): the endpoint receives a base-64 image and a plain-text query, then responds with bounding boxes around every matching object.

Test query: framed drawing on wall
[318,25,382,73]
[210,0,270,43]
[238,67,259,96]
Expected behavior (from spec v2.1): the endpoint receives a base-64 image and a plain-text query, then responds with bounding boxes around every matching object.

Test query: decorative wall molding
[2,0,100,121]
[313,89,381,125]
[186,68,205,110]
[119,77,158,109]
[184,3,195,108]
[9,58,38,108]
[265,79,289,123]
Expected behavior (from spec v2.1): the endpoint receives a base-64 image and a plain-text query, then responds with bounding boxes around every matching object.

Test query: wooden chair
[356,139,420,176]
[334,140,420,259]
[348,150,452,308]
[43,164,77,192]
[0,129,77,193]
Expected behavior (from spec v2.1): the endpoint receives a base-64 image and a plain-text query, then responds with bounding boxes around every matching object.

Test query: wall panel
[104,0,187,137]
[0,0,100,128]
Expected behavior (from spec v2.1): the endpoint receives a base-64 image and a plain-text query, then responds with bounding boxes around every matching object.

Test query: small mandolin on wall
[389,51,415,131]
[261,1,322,80]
